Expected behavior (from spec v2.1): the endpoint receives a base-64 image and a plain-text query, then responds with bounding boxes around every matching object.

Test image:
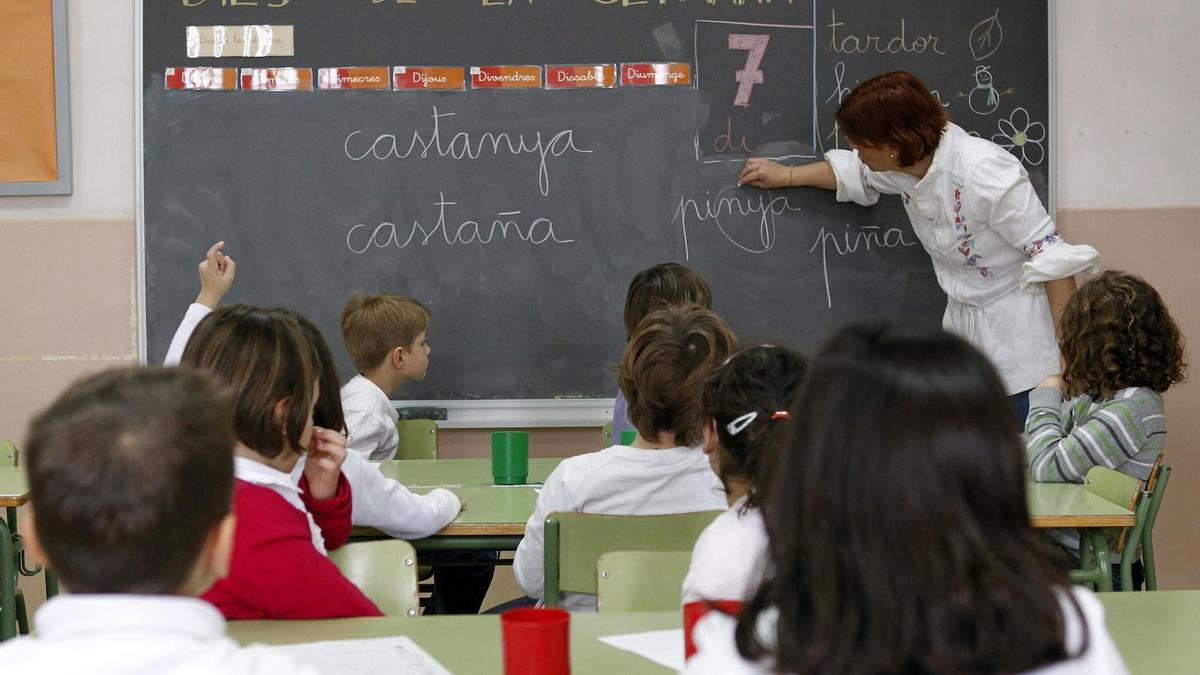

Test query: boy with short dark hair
[339,292,432,460]
[0,367,312,673]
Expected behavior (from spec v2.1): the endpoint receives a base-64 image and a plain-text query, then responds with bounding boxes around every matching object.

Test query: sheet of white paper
[266,636,451,675]
[599,628,684,671]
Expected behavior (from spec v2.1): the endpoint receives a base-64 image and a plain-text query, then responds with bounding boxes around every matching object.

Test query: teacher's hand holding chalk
[196,240,237,309]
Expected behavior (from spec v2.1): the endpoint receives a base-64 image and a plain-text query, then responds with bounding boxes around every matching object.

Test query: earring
[889,153,896,159]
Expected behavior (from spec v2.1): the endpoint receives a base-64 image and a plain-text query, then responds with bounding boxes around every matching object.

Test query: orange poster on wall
[0,0,58,183]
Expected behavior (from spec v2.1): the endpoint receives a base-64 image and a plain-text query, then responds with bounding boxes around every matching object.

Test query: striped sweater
[1024,386,1166,483]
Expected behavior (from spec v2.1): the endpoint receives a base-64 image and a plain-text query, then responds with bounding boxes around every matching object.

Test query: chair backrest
[544,511,722,606]
[596,550,692,613]
[1144,464,1171,535]
[328,540,420,617]
[0,441,16,468]
[601,421,613,445]
[394,419,438,461]
[1083,466,1142,553]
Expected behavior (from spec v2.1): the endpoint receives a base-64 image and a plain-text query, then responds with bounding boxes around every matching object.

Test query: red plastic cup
[501,607,571,675]
[683,600,744,660]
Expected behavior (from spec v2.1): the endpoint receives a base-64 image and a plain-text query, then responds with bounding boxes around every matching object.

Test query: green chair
[395,419,438,460]
[596,550,693,613]
[328,540,420,617]
[542,511,721,608]
[601,421,613,446]
[1069,466,1148,592]
[0,441,30,640]
[1139,464,1171,591]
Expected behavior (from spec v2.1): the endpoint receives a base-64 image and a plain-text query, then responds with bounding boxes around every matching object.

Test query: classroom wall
[1,0,1198,615]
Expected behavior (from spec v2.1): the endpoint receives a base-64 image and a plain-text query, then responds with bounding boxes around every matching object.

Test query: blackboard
[139,0,1051,399]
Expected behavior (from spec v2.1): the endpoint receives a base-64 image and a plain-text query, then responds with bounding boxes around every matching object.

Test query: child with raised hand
[515,305,735,611]
[182,305,381,619]
[681,345,807,606]
[0,367,316,674]
[1025,270,1186,483]
[612,263,713,438]
[685,323,1129,675]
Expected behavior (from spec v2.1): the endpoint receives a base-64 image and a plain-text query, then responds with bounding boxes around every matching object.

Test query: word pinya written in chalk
[343,107,592,196]
[345,192,575,254]
[671,188,803,261]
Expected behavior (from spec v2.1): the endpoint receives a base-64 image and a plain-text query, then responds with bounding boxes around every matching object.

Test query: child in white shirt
[514,305,736,611]
[682,345,807,606]
[0,367,313,674]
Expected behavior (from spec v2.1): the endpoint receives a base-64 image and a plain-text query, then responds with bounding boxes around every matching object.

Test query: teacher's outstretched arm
[739,158,837,190]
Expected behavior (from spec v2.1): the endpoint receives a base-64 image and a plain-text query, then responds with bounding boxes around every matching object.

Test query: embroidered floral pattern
[1022,231,1061,259]
[952,182,991,277]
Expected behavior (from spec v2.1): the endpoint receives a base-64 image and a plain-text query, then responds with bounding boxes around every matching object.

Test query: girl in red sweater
[181,305,381,620]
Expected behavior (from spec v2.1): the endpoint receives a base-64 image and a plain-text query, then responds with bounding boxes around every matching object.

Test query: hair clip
[726,411,758,436]
[770,411,790,420]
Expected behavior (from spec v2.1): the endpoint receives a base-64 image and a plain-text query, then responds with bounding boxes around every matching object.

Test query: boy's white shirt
[513,443,727,612]
[681,495,767,605]
[235,456,328,555]
[0,594,317,675]
[166,303,460,540]
[341,374,400,461]
[683,586,1130,675]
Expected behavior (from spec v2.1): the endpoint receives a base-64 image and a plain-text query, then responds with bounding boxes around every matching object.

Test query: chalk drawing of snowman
[969,66,1001,115]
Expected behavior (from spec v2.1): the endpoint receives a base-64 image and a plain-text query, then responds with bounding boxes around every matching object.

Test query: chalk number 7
[729,34,770,108]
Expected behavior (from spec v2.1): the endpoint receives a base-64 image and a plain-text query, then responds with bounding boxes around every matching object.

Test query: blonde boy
[339,293,432,460]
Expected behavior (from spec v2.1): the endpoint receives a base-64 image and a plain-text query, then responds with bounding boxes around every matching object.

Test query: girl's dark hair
[702,345,807,510]
[181,305,318,459]
[279,308,347,433]
[619,305,737,447]
[835,71,948,167]
[623,263,713,340]
[737,322,1083,675]
[1060,270,1187,398]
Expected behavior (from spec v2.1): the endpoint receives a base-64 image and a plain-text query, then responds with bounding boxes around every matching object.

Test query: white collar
[34,594,225,641]
[347,375,399,422]
[234,456,301,494]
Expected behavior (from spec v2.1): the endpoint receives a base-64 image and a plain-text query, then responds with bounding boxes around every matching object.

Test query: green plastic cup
[619,429,637,445]
[492,431,530,485]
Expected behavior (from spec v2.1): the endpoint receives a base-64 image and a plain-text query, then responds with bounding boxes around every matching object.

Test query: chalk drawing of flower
[992,107,1045,166]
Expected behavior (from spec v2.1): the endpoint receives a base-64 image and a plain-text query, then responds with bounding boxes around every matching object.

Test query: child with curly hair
[1025,270,1186,484]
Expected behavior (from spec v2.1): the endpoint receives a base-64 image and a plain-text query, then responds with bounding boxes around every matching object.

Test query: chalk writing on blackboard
[809,225,919,308]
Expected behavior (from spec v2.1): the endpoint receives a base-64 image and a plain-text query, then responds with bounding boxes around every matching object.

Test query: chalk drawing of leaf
[970,9,1003,61]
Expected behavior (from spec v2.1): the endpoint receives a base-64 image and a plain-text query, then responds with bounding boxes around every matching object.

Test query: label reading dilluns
[165,67,237,90]
[240,68,313,92]
[393,66,466,91]
[470,65,542,90]
[620,62,693,87]
[545,65,616,90]
[317,67,390,90]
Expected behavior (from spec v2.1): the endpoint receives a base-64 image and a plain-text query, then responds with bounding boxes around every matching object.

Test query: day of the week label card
[241,68,313,92]
[545,65,617,90]
[186,25,295,58]
[317,67,391,90]
[393,66,466,91]
[470,66,542,90]
[165,67,238,90]
[620,62,693,87]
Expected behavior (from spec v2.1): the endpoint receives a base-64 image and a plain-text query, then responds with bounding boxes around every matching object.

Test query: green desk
[1027,482,1135,592]
[0,467,30,641]
[1099,590,1200,675]
[355,459,562,551]
[231,610,678,674]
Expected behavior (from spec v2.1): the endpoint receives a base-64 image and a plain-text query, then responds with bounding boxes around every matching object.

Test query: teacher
[740,71,1099,420]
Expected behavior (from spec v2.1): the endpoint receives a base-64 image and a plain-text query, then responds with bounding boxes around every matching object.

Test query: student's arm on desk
[1025,384,1153,483]
[342,452,461,539]
[513,464,572,601]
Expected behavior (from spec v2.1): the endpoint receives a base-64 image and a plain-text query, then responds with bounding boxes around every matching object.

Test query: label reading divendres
[186,25,295,58]
[318,67,391,90]
[545,65,617,90]
[620,63,692,87]
[165,67,237,90]
[393,66,466,91]
[470,66,542,90]
[240,68,313,92]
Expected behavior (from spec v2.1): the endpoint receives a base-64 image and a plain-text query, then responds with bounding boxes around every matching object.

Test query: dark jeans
[426,550,498,615]
[1011,388,1033,429]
